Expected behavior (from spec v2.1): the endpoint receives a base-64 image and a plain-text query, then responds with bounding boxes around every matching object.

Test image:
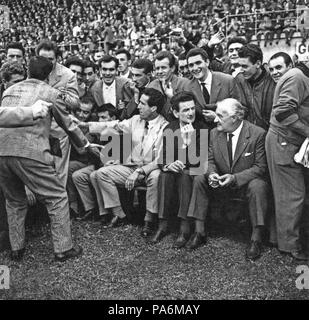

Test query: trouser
[0,156,73,253]
[53,135,71,188]
[95,165,161,217]
[158,170,196,220]
[0,187,9,251]
[266,130,309,252]
[186,174,269,228]
[72,165,96,212]
[67,160,88,208]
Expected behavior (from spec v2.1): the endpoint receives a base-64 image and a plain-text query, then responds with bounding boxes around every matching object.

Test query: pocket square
[244,152,252,157]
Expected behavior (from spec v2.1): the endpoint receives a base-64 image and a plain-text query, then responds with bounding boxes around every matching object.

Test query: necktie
[227,133,234,167]
[140,121,149,157]
[201,82,210,105]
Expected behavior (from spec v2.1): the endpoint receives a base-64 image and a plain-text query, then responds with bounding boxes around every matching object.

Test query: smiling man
[148,51,189,121]
[187,98,269,256]
[184,48,238,128]
[122,58,154,119]
[235,44,276,130]
[90,55,131,118]
[115,48,132,79]
[268,52,293,83]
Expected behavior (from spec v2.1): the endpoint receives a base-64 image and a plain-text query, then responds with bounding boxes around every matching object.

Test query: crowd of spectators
[0,0,308,67]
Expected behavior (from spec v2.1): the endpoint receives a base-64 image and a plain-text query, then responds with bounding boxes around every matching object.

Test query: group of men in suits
[1,36,309,264]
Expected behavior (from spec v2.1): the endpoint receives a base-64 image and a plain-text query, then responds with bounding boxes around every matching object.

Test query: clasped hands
[208,173,236,188]
[125,169,145,191]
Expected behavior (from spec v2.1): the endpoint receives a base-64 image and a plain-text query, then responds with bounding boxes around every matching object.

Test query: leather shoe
[140,221,154,238]
[54,245,83,262]
[105,216,128,228]
[11,248,25,261]
[173,233,190,249]
[76,209,95,221]
[186,233,206,250]
[99,214,111,226]
[150,228,168,244]
[246,240,262,260]
[290,249,308,261]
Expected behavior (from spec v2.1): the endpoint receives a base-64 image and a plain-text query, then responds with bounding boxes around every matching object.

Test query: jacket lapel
[218,131,230,169]
[191,79,206,108]
[115,78,122,107]
[210,73,222,104]
[94,81,104,106]
[231,121,250,169]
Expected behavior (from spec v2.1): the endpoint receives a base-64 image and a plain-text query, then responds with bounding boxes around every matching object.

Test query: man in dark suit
[90,55,132,119]
[148,51,190,122]
[122,58,154,119]
[150,91,209,247]
[184,48,239,128]
[187,98,269,259]
[0,56,94,262]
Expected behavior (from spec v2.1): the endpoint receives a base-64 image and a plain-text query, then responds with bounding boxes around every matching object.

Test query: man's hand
[78,121,90,129]
[208,31,225,48]
[69,114,81,125]
[167,160,185,173]
[218,174,236,187]
[125,171,140,191]
[25,186,37,207]
[202,110,216,122]
[118,99,125,110]
[208,173,220,188]
[31,100,52,120]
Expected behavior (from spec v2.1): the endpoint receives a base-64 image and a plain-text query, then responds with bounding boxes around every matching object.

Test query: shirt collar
[229,121,244,138]
[199,71,212,87]
[143,115,160,128]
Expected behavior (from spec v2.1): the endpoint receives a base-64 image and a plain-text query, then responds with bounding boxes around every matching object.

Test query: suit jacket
[159,119,209,170]
[148,75,190,122]
[90,77,131,109]
[48,62,80,110]
[0,79,88,165]
[0,107,35,127]
[49,63,80,141]
[89,114,168,175]
[207,120,267,187]
[184,71,239,114]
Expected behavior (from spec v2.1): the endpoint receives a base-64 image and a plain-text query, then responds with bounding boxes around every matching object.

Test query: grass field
[1,216,309,300]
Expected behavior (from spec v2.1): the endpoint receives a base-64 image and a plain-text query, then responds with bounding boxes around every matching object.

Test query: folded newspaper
[294,138,309,167]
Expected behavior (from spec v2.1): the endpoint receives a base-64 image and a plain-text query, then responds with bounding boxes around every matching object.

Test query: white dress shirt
[198,71,212,94]
[102,80,116,107]
[227,121,244,160]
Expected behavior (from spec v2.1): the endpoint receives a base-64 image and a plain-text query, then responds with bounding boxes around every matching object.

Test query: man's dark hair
[97,103,118,118]
[142,87,166,114]
[28,56,53,80]
[178,52,187,61]
[0,61,25,82]
[238,43,263,64]
[65,56,85,69]
[171,91,196,112]
[98,55,119,69]
[6,42,25,56]
[269,52,293,67]
[131,58,153,74]
[36,40,59,58]
[115,48,131,61]
[186,48,209,62]
[155,51,176,68]
[226,37,247,50]
[84,59,98,72]
[80,94,95,107]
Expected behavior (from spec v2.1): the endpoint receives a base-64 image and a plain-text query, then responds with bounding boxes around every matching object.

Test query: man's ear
[172,109,179,119]
[171,65,176,73]
[256,60,262,69]
[151,106,158,114]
